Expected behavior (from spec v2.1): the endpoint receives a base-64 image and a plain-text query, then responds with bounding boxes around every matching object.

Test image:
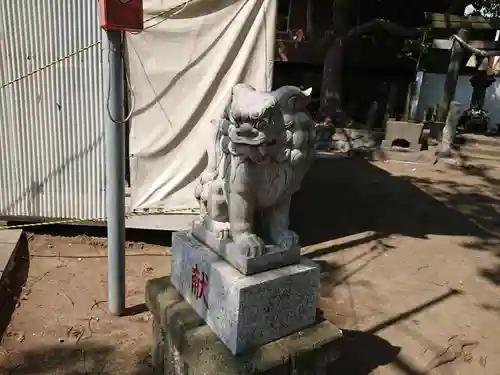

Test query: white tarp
[127,0,276,212]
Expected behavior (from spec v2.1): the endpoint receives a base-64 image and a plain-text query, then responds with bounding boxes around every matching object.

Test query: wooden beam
[426,13,500,30]
[345,19,422,38]
[452,34,500,57]
[432,39,500,50]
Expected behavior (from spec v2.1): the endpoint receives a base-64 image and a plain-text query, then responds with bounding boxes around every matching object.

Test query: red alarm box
[99,0,144,32]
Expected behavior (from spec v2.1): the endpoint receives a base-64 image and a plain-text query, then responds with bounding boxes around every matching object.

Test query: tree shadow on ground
[291,158,494,245]
[318,259,461,375]
[402,163,500,289]
[0,344,156,375]
[327,330,403,375]
[291,157,498,373]
[291,157,500,288]
[19,224,174,248]
[0,344,114,374]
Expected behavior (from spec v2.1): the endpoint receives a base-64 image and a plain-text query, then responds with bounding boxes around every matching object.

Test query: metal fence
[0,1,106,219]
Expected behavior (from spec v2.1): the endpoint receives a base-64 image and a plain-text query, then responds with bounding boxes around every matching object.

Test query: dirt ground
[1,157,500,375]
[0,229,170,375]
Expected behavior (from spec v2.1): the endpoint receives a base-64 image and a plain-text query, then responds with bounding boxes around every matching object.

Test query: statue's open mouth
[229,126,279,148]
[229,127,267,146]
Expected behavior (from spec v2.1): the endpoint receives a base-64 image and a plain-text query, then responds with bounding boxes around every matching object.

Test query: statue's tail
[273,86,312,112]
[195,113,231,204]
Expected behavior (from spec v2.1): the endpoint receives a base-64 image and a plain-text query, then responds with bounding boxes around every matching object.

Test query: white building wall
[416,72,500,124]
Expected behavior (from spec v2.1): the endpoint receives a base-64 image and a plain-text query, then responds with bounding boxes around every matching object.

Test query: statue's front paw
[212,221,231,240]
[235,234,266,258]
[270,229,299,250]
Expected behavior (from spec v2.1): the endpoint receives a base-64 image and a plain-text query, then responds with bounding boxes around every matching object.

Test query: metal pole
[102,29,126,316]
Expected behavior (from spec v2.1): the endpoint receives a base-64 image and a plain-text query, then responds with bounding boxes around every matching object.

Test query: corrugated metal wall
[0,1,106,219]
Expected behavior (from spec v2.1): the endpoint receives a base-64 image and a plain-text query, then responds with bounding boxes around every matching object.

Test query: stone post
[434,101,463,164]
[437,29,469,123]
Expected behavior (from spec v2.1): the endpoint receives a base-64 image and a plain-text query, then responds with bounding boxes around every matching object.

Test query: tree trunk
[317,0,351,124]
[319,37,349,124]
[442,101,462,148]
[306,0,314,39]
[434,101,463,164]
[318,16,422,125]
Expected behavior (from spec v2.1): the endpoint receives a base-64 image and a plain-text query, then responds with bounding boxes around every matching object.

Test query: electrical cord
[131,0,193,33]
[105,0,193,124]
[150,0,191,20]
[415,30,427,72]
[106,32,136,124]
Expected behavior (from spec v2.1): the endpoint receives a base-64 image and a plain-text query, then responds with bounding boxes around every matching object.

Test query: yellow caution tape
[1,42,102,90]
[0,208,199,230]
[1,5,189,90]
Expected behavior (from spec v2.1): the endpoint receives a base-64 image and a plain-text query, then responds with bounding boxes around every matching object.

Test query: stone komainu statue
[194,84,316,258]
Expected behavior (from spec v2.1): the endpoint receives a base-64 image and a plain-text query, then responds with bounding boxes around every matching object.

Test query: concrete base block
[0,230,27,312]
[376,149,431,163]
[382,120,425,151]
[170,231,319,355]
[146,276,342,375]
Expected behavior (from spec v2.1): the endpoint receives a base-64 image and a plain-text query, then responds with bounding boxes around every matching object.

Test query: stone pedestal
[146,276,343,375]
[170,231,319,355]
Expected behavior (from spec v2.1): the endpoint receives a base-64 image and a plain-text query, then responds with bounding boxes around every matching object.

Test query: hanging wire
[106,33,136,124]
[131,0,193,34]
[105,0,194,124]
[415,30,428,73]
